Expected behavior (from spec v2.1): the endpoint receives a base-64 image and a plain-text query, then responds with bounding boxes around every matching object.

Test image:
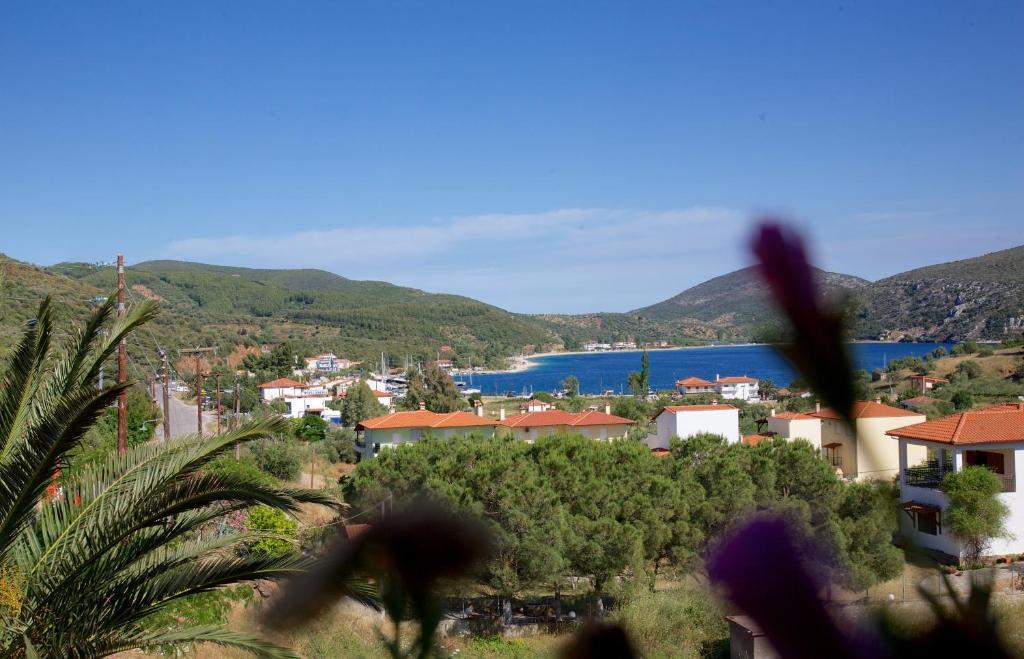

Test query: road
[155,385,217,439]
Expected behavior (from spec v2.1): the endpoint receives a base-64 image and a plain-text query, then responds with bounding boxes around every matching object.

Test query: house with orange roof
[889,402,1024,559]
[675,377,716,396]
[521,399,553,413]
[499,407,634,442]
[714,375,760,401]
[646,403,740,449]
[356,409,498,459]
[908,375,949,393]
[258,377,304,402]
[811,399,926,481]
[765,409,823,450]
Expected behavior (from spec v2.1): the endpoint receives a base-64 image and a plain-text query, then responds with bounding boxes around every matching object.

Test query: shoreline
[466,340,950,376]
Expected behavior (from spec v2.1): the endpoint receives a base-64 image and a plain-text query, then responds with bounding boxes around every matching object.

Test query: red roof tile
[812,400,921,420]
[887,406,1024,445]
[677,377,714,387]
[659,404,737,415]
[772,411,817,420]
[500,410,634,428]
[259,377,304,389]
[743,432,776,447]
[358,410,497,430]
[717,375,758,384]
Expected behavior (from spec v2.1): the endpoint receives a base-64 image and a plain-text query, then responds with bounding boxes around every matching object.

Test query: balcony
[827,454,843,468]
[904,461,1015,492]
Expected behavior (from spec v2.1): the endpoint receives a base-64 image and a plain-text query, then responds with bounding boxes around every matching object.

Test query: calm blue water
[470,343,953,396]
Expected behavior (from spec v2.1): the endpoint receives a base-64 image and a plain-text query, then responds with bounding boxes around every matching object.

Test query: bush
[294,415,328,442]
[943,467,1009,567]
[245,505,298,558]
[615,587,728,658]
[203,455,279,487]
[957,360,982,380]
[951,390,974,411]
[249,438,303,480]
[978,347,995,358]
[318,428,359,464]
[952,341,979,356]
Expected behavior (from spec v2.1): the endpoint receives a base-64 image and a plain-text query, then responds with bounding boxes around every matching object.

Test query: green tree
[829,480,903,590]
[0,297,350,658]
[758,378,778,399]
[957,360,982,380]
[399,368,428,411]
[342,380,388,427]
[423,364,463,413]
[628,351,651,398]
[942,466,1010,566]
[294,414,328,442]
[560,375,580,398]
[246,505,299,559]
[952,389,974,410]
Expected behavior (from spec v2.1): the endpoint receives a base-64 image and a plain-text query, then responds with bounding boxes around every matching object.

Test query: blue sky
[1,1,1021,313]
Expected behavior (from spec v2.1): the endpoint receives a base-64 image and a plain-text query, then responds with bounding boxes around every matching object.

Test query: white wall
[645,409,740,449]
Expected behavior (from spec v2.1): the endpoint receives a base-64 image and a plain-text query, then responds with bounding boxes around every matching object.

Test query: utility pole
[161,350,171,442]
[116,254,127,455]
[234,372,242,459]
[178,347,218,436]
[215,373,222,434]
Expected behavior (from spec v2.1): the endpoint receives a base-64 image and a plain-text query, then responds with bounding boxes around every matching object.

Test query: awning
[822,442,842,449]
[902,501,941,514]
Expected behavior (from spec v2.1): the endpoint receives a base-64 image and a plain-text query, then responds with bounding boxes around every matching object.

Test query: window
[917,511,939,535]
[410,429,423,441]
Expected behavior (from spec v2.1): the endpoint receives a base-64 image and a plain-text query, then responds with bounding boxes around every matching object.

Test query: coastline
[467,340,941,376]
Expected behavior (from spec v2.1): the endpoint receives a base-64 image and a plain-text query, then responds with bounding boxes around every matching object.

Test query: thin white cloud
[849,210,943,223]
[162,207,748,313]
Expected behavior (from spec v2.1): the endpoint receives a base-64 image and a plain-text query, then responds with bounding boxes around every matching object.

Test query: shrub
[957,360,982,380]
[952,390,974,410]
[249,438,303,480]
[203,455,279,487]
[978,347,995,358]
[942,467,1009,567]
[245,505,298,558]
[318,428,359,464]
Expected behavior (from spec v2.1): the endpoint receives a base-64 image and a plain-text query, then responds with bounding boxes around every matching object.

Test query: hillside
[856,245,1024,341]
[629,266,870,339]
[47,260,560,368]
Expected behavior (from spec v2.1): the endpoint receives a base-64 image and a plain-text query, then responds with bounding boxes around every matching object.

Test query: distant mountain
[856,245,1024,341]
[45,260,560,368]
[629,266,870,339]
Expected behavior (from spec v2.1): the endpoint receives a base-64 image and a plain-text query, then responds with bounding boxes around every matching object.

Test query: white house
[356,410,498,460]
[521,399,553,413]
[258,377,304,402]
[765,410,822,450]
[304,353,350,373]
[284,393,334,419]
[889,402,1024,560]
[715,375,760,401]
[646,403,740,449]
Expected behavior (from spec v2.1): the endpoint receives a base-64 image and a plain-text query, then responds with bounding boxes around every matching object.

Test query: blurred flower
[751,221,855,428]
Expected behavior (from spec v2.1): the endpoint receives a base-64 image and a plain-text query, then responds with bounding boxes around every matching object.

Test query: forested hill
[855,244,1024,341]
[43,259,559,368]
[627,266,870,340]
[627,245,1024,342]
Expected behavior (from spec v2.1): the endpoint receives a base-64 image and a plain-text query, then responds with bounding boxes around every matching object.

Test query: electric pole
[234,372,241,459]
[178,347,218,436]
[116,254,127,455]
[161,350,171,442]
[215,373,222,434]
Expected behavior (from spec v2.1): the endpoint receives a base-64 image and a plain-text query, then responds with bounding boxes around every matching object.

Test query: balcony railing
[827,455,843,468]
[904,461,1015,492]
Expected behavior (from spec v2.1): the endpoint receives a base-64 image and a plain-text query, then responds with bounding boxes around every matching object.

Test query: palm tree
[0,296,368,658]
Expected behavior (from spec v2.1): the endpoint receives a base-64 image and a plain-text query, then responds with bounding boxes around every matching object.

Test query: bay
[469,343,953,396]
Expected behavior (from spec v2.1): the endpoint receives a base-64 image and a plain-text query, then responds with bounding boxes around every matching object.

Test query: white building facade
[890,404,1024,560]
[645,404,740,449]
[714,376,760,401]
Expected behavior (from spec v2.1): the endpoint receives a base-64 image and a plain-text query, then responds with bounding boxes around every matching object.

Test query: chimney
[770,408,776,417]
[418,401,425,411]
[875,396,882,404]
[815,402,821,413]
[716,374,720,382]
[499,407,506,421]
[476,405,484,417]
[605,404,611,415]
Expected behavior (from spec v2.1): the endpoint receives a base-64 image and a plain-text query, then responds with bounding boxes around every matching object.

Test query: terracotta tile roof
[811,400,921,420]
[651,447,671,457]
[909,375,949,383]
[371,391,391,398]
[677,377,714,387]
[259,377,304,389]
[743,432,776,447]
[717,375,759,384]
[357,410,497,430]
[658,404,738,416]
[500,410,634,428]
[887,405,1024,445]
[772,411,817,420]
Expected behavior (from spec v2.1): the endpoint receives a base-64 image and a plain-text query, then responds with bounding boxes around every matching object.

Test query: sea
[468,343,954,396]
